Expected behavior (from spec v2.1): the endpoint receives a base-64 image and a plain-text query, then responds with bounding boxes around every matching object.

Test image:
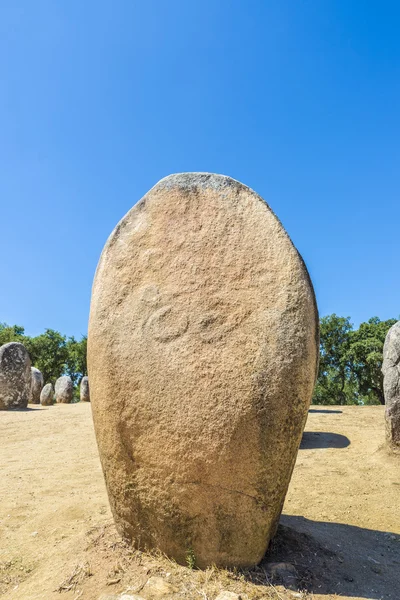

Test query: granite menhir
[382,321,400,451]
[88,173,319,567]
[0,342,31,410]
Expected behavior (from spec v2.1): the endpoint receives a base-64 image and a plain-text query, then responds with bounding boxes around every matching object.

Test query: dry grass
[0,557,35,595]
[80,523,312,599]
[55,561,92,593]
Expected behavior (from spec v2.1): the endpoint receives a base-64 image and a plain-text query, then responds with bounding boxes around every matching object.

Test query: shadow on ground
[309,408,343,414]
[260,515,400,599]
[300,431,350,449]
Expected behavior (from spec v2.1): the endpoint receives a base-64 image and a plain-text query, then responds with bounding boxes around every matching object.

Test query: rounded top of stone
[130,172,281,240]
[155,172,253,194]
[0,341,28,352]
[385,321,400,346]
[31,366,42,374]
[383,321,400,367]
[150,173,273,214]
[385,321,400,344]
[0,342,30,365]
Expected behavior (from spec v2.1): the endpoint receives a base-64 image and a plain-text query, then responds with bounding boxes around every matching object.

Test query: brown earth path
[0,404,399,600]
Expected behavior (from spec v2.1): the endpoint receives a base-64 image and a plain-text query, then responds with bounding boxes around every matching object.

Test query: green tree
[313,314,354,405]
[345,317,397,405]
[25,329,68,384]
[65,335,87,385]
[0,323,26,345]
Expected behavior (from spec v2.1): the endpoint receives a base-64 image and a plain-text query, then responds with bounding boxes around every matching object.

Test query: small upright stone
[30,367,44,404]
[40,383,54,406]
[80,376,90,402]
[382,321,400,450]
[55,376,73,404]
[0,342,31,410]
[88,173,319,568]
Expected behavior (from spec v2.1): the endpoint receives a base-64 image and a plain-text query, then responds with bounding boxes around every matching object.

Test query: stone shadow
[309,408,343,414]
[258,515,400,599]
[300,431,350,449]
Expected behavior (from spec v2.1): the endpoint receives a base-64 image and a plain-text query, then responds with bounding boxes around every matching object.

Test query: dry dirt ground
[0,404,399,600]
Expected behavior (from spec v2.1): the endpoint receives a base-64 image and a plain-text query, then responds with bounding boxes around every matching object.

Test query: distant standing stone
[0,342,31,410]
[80,376,90,402]
[88,173,319,568]
[40,383,54,406]
[55,376,73,404]
[30,367,44,404]
[382,321,400,450]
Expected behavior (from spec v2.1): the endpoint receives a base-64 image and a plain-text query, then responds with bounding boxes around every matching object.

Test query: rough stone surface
[30,367,44,404]
[54,376,73,404]
[40,383,54,406]
[80,375,90,401]
[88,173,319,568]
[0,342,31,410]
[382,321,400,449]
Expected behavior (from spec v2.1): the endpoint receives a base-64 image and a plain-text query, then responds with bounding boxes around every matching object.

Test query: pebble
[215,592,242,600]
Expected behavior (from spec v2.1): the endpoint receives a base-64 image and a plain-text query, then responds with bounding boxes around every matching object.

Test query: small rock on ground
[265,562,299,589]
[98,594,146,600]
[143,575,177,597]
[215,592,242,600]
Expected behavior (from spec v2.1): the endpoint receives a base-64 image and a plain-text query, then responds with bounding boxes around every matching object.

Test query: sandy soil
[0,403,399,600]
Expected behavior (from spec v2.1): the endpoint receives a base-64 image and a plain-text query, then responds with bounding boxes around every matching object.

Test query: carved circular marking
[145,305,189,342]
[140,284,161,306]
[194,306,250,342]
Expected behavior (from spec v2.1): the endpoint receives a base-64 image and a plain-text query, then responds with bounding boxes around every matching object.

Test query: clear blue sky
[1,1,399,338]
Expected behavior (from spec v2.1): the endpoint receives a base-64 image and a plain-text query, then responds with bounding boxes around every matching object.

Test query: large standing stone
[0,342,31,410]
[55,376,73,404]
[40,383,54,406]
[88,173,319,568]
[382,321,400,450]
[30,367,44,404]
[80,376,90,402]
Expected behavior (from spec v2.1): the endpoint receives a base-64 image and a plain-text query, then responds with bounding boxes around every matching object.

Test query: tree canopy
[313,314,397,405]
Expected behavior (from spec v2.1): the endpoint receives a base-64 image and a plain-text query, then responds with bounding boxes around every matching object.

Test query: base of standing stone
[386,404,400,452]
